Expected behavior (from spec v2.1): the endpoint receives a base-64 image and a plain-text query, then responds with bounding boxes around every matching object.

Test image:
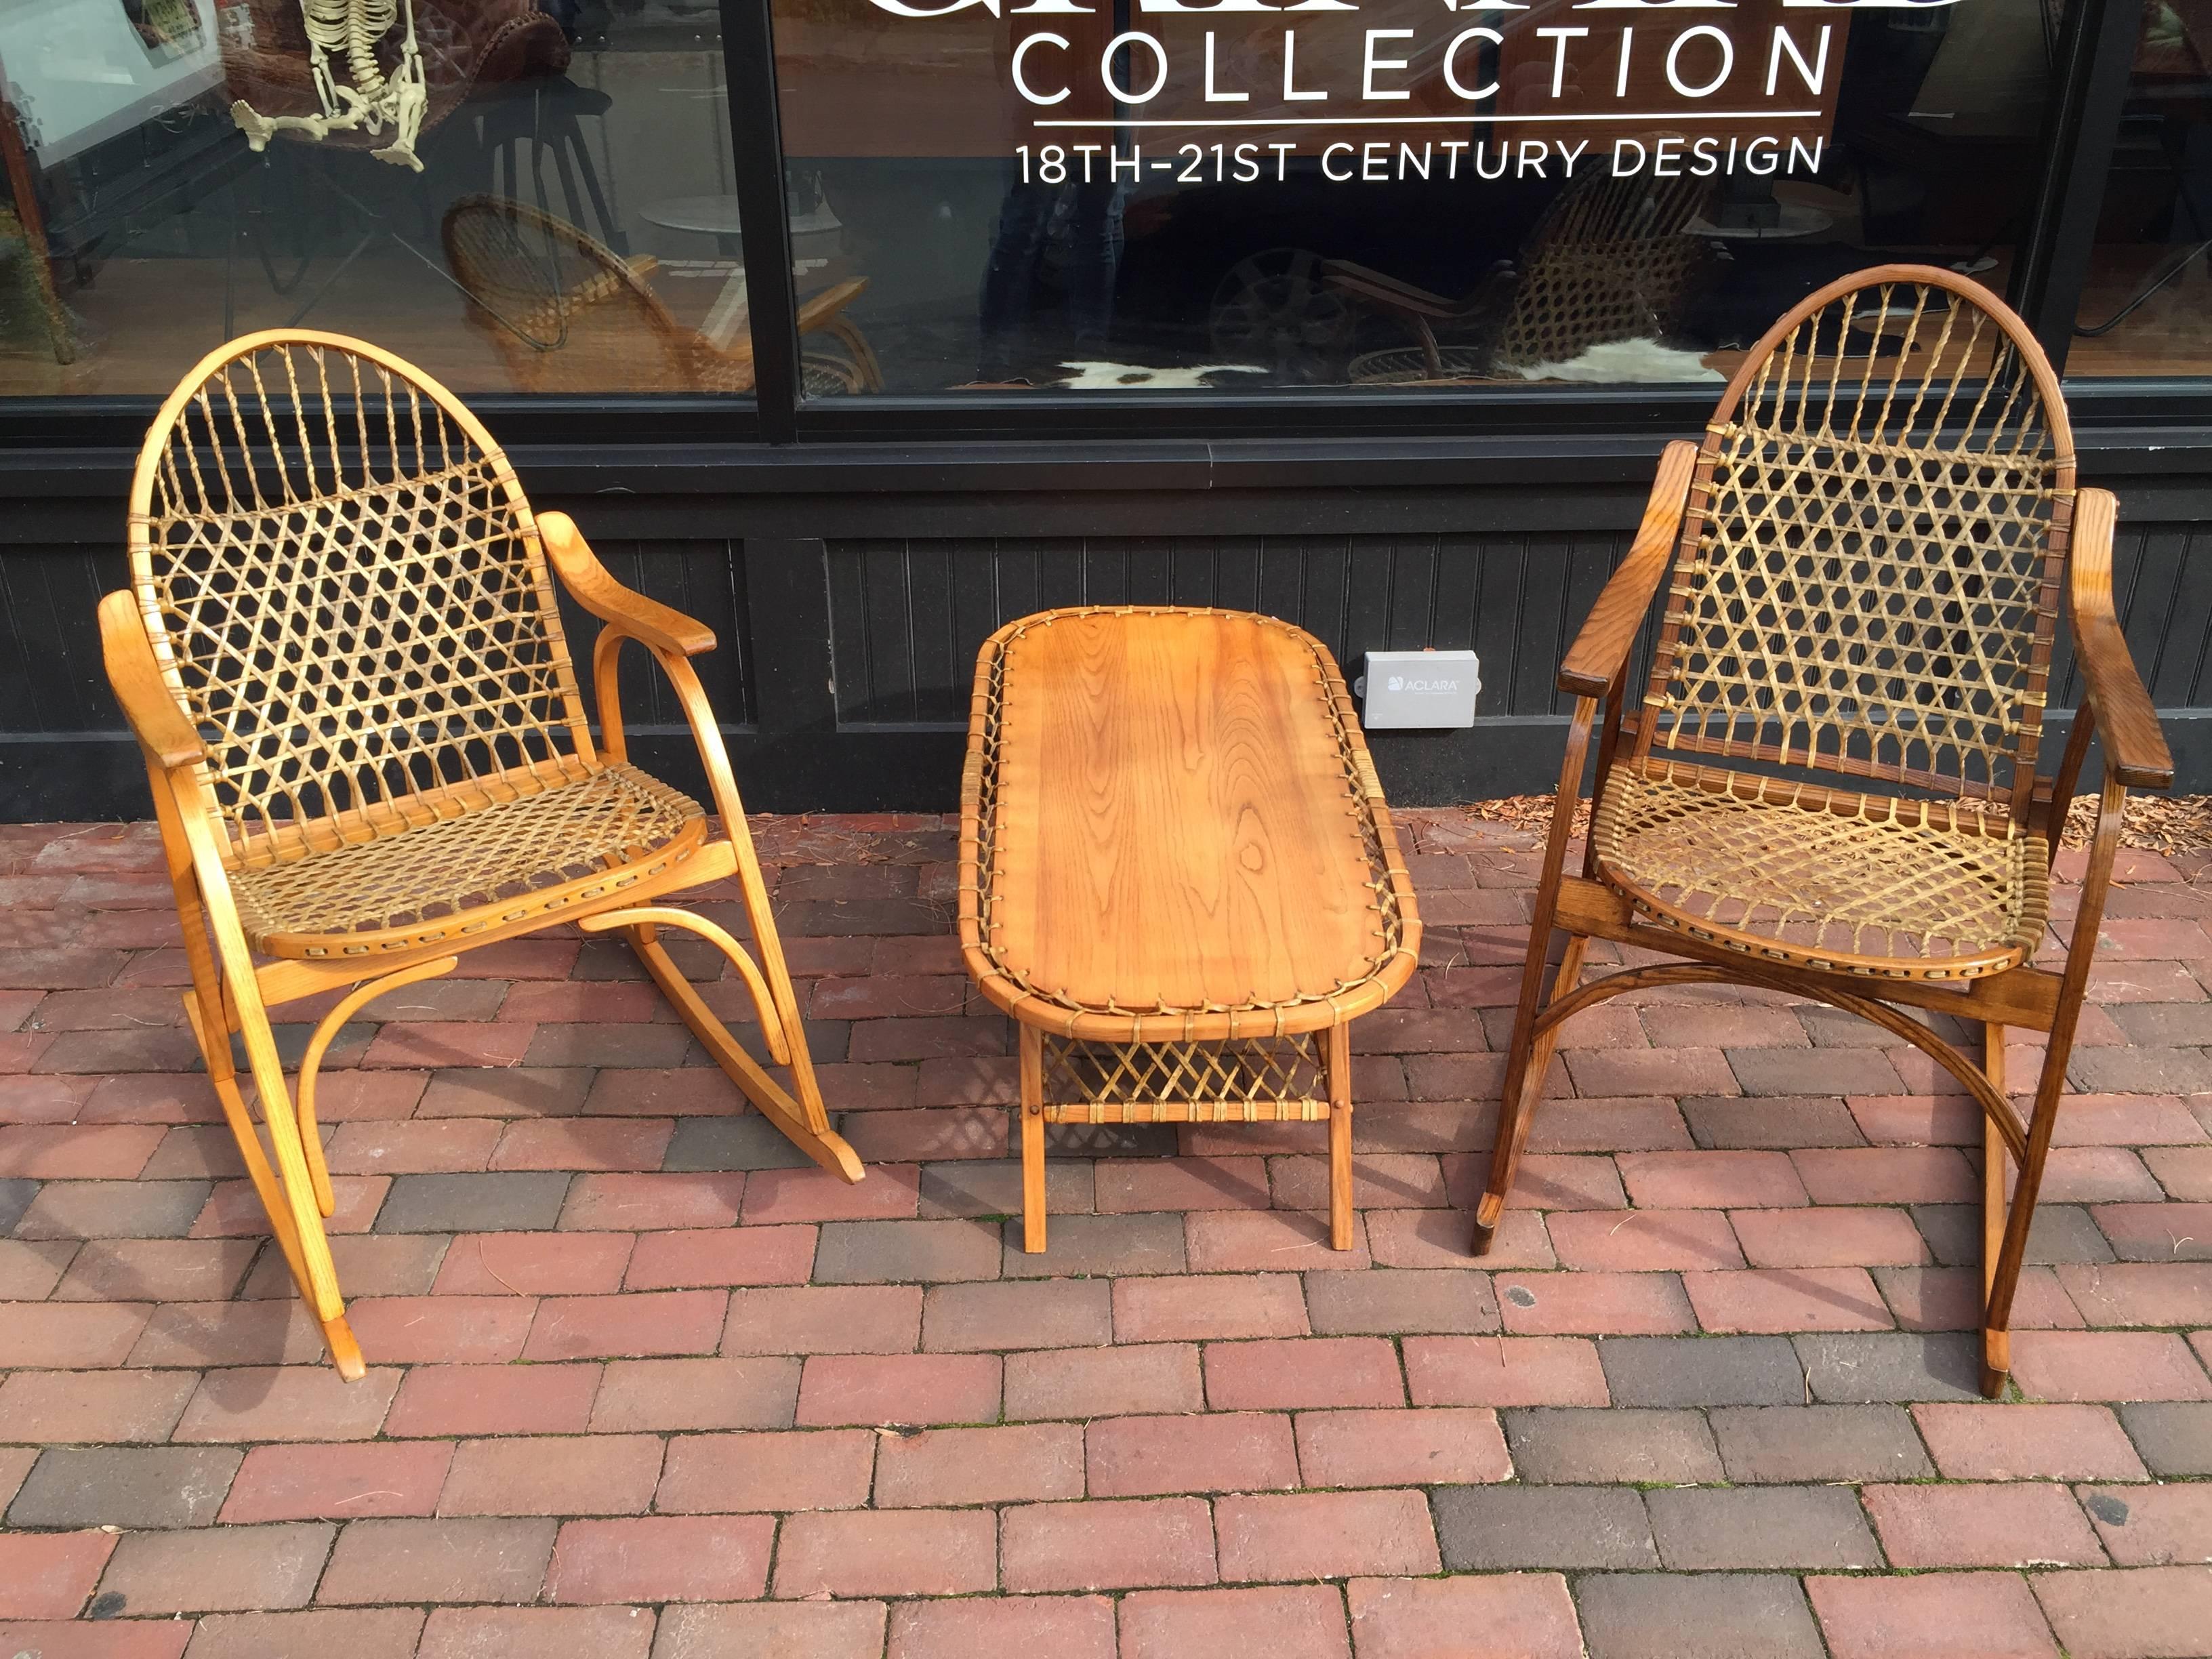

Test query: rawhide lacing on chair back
[1492,165,1711,370]
[1637,266,2074,818]
[128,330,592,869]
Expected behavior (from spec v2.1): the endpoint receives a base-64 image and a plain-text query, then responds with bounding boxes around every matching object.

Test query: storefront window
[2070,0,2212,377]
[773,0,2060,394]
[0,0,800,398]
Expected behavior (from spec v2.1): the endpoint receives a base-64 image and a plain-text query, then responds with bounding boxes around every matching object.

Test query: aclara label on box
[1359,650,1481,730]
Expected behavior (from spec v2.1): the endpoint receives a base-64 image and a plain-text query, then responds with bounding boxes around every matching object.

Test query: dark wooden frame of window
[0,0,2182,458]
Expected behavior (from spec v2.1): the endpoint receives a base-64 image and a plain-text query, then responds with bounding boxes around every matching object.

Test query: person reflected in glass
[975,173,1126,384]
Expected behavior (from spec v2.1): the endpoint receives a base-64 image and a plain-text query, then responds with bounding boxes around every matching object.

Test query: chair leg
[294,956,457,1218]
[178,970,362,1380]
[1020,1024,1047,1254]
[1983,1012,2081,1401]
[1982,1021,2012,1397]
[1473,931,1585,1256]
[144,777,358,1374]
[1326,1021,1355,1250]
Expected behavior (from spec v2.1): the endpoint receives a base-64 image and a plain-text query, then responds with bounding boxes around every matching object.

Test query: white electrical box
[1357,649,1482,730]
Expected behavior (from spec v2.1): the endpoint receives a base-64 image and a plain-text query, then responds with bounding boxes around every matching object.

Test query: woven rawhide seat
[228,761,706,957]
[1470,265,2177,1407]
[1593,762,2049,979]
[958,605,1420,1252]
[105,329,861,1384]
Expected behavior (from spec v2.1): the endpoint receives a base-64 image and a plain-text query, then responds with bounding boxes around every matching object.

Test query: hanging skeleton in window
[231,0,430,172]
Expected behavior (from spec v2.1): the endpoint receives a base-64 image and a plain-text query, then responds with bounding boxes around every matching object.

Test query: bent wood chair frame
[102,328,859,1378]
[1474,266,2174,1400]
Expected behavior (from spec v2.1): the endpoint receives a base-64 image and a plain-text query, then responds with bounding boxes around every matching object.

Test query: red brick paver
[5,809,2211,1657]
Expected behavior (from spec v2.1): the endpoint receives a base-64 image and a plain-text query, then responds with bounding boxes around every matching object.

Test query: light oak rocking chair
[102,329,861,1378]
[1473,267,2172,1400]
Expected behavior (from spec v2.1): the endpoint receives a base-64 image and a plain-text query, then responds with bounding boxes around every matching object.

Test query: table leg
[1327,1021,1354,1250]
[1020,1023,1047,1253]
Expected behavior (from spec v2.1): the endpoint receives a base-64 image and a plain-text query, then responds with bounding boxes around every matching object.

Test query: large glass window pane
[2070,0,2212,376]
[0,0,758,397]
[773,0,2060,395]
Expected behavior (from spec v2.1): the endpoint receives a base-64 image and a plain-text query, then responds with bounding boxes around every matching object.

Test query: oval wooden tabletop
[983,609,1392,1018]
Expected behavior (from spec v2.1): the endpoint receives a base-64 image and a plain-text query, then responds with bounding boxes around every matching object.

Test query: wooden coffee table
[958,606,1422,1252]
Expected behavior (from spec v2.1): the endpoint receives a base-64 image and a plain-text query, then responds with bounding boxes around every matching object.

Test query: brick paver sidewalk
[1,810,2209,1658]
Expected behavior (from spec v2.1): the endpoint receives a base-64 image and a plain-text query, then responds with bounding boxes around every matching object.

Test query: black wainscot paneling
[7,447,2212,821]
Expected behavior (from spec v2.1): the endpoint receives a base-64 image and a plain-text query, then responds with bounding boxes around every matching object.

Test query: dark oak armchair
[1473,266,2172,1401]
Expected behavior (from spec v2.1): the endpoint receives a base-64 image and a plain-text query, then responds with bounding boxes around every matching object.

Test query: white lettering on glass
[867,0,998,14]
[1442,28,1502,99]
[1536,27,1589,98]
[1102,31,1169,102]
[1766,24,1830,94]
[1363,29,1414,100]
[1012,34,1070,104]
[1282,30,1328,100]
[1203,31,1248,101]
[1665,24,1732,95]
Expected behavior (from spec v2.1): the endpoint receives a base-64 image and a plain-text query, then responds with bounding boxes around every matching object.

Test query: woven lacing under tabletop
[1042,1031,1330,1124]
[228,761,702,951]
[1593,760,2049,977]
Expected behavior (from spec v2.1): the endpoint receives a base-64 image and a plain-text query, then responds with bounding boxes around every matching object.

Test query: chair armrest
[2070,487,2173,791]
[1558,439,1698,697]
[539,512,716,658]
[98,590,204,770]
[797,277,869,334]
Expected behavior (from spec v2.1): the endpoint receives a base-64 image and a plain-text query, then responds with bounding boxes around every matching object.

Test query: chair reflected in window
[441,194,880,396]
[102,329,864,1377]
[1328,166,1713,384]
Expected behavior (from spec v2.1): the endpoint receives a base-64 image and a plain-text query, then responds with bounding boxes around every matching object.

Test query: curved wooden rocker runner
[1473,266,2173,1399]
[102,329,859,1378]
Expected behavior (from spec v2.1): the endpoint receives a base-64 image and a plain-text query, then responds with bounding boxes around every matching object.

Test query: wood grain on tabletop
[988,609,1385,1014]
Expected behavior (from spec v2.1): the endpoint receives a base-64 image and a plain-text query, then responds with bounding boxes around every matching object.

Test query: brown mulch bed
[1469,792,2212,855]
